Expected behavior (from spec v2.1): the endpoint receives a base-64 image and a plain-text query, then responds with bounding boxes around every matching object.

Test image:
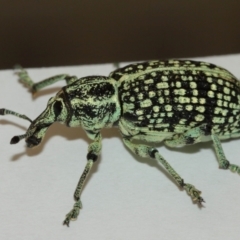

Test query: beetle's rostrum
[1,60,240,226]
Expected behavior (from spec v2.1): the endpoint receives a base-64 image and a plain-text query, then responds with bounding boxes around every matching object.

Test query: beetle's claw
[63,210,77,227]
[63,218,70,227]
[63,201,82,227]
[183,183,204,205]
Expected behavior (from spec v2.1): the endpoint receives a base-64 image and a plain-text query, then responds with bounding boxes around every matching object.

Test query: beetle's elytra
[1,59,240,226]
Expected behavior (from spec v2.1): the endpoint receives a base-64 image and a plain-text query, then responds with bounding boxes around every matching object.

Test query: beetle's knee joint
[87,151,98,162]
[149,148,158,158]
[220,160,230,169]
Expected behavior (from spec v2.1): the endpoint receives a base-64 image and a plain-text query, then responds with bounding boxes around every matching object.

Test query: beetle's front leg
[15,65,77,94]
[63,134,102,226]
[123,137,204,205]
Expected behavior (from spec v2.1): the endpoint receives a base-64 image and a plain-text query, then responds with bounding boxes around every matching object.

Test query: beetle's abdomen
[117,60,240,135]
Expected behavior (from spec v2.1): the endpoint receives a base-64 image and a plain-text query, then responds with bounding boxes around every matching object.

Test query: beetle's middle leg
[122,137,204,205]
[164,124,240,175]
[63,133,102,226]
[15,65,77,94]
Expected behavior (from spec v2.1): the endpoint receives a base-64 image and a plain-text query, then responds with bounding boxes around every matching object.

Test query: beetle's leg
[113,62,120,69]
[122,137,204,204]
[211,132,240,175]
[15,65,77,94]
[165,124,240,175]
[63,134,102,226]
[164,124,210,148]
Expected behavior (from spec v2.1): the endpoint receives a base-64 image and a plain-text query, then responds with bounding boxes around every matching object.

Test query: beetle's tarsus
[184,183,204,204]
[13,64,23,70]
[63,210,78,227]
[228,164,240,175]
[63,219,70,227]
[63,200,82,227]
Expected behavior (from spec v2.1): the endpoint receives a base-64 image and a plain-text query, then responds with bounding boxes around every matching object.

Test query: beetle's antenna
[10,125,36,144]
[0,108,34,144]
[10,134,27,144]
[0,108,32,123]
[10,127,36,144]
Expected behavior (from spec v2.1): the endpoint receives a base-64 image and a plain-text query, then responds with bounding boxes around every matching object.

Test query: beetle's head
[10,90,69,148]
[8,76,122,147]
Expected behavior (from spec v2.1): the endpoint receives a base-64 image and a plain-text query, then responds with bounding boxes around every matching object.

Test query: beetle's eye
[53,101,62,117]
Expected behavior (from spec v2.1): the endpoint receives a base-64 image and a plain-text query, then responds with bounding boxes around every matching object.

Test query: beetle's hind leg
[211,133,240,174]
[14,65,77,94]
[122,137,204,205]
[164,124,212,148]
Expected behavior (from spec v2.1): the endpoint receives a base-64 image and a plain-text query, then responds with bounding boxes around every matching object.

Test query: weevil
[1,60,240,226]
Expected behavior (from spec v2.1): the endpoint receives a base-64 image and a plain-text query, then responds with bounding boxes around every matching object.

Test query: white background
[0,54,240,240]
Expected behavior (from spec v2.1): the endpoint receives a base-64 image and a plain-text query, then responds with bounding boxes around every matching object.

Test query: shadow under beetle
[1,59,240,226]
